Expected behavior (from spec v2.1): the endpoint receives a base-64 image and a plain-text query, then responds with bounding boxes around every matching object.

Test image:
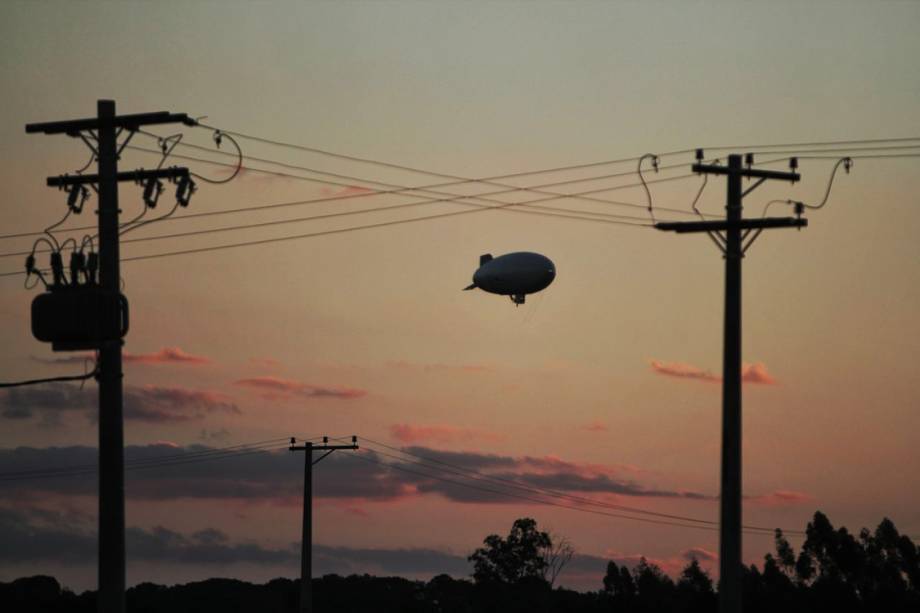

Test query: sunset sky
[1,1,919,593]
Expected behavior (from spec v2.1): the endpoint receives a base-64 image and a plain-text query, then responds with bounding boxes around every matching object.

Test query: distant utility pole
[26,100,194,613]
[656,153,803,613]
[290,436,359,613]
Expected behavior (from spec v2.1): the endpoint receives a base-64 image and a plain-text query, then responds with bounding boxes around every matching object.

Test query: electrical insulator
[843,158,853,173]
[176,175,196,207]
[789,157,798,171]
[744,153,754,168]
[50,252,65,286]
[67,186,81,212]
[31,287,129,351]
[143,178,163,208]
[86,252,98,284]
[695,149,704,162]
[69,252,86,286]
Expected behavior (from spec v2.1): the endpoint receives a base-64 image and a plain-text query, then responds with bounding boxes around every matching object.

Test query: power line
[343,449,788,536]
[139,133,714,218]
[0,153,701,246]
[196,121,920,181]
[741,144,920,156]
[0,367,97,388]
[356,437,796,536]
[2,172,679,277]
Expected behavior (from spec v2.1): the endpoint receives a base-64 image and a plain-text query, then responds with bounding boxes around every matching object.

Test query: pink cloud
[746,490,813,507]
[390,424,503,445]
[582,421,609,433]
[650,360,776,385]
[741,362,776,384]
[682,547,718,562]
[234,376,366,400]
[124,347,210,365]
[649,360,720,383]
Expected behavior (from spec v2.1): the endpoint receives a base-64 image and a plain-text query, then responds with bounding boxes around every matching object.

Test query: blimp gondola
[463,252,556,305]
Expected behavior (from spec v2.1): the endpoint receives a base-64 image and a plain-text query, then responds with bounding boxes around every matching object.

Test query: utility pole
[656,153,803,613]
[290,436,359,613]
[26,100,194,613]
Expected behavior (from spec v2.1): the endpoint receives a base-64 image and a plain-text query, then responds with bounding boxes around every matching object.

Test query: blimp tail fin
[479,253,492,266]
[463,283,477,291]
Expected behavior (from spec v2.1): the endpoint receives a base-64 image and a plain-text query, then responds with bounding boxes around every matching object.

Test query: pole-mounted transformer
[31,287,129,351]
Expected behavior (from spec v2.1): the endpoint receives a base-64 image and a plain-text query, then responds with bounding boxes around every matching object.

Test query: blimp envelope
[464,252,555,305]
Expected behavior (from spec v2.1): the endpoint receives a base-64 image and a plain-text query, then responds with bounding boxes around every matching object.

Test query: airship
[463,252,556,305]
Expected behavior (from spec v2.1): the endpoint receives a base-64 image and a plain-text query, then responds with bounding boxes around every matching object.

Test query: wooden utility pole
[27,101,194,613]
[656,153,802,613]
[290,436,358,613]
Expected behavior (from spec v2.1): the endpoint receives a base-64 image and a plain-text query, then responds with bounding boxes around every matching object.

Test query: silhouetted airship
[463,252,556,305]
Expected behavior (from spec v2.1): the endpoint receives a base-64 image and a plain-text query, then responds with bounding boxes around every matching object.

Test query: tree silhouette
[468,517,552,585]
[541,531,575,588]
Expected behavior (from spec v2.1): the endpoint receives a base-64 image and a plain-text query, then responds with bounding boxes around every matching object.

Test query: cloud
[0,383,238,423]
[123,385,239,422]
[0,444,708,506]
[124,347,210,365]
[649,360,720,383]
[0,383,91,420]
[31,347,210,367]
[650,360,776,385]
[582,421,608,433]
[0,506,295,566]
[746,490,813,507]
[234,376,366,400]
[389,424,502,445]
[741,362,776,384]
[199,428,231,442]
[682,547,717,562]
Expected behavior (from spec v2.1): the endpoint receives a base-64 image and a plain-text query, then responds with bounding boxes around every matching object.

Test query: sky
[1,0,919,594]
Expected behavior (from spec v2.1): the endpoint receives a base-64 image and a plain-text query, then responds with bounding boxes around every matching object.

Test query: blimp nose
[545,267,556,283]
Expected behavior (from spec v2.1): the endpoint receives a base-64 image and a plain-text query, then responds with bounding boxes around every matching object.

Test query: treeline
[2,511,918,612]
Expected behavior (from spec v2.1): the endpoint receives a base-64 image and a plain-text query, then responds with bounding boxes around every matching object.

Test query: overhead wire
[0,367,97,389]
[4,133,918,245]
[162,133,711,218]
[342,448,798,537]
[354,437,795,535]
[637,154,660,223]
[194,122,919,181]
[0,151,705,247]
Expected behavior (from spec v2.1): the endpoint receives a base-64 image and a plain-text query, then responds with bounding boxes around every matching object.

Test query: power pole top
[26,110,196,135]
[691,161,800,182]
